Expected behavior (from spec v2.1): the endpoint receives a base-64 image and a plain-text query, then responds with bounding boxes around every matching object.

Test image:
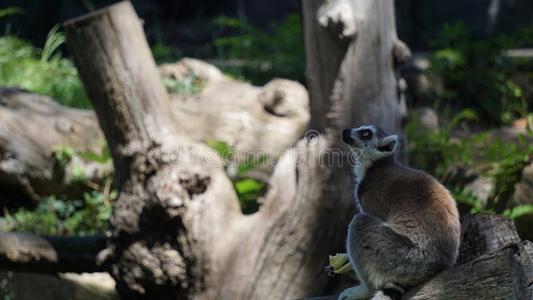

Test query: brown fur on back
[358,159,461,268]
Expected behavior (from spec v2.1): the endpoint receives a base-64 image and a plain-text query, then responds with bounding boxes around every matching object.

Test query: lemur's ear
[377,134,399,153]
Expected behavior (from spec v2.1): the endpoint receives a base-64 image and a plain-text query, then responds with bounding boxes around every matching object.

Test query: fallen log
[0,232,107,273]
[163,58,310,175]
[0,59,309,203]
[0,88,108,203]
[0,271,118,300]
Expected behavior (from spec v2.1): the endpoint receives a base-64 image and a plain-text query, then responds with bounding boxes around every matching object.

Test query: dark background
[1,0,532,56]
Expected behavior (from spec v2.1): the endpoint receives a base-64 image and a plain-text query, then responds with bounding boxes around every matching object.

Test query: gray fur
[339,125,461,300]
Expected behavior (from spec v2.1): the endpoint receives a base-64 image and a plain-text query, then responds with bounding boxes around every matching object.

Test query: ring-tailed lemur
[338,125,460,300]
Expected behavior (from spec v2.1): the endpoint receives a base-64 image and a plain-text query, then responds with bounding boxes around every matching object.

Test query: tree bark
[65,2,240,298]
[303,0,409,162]
[303,0,406,136]
[404,214,533,299]
[63,0,406,299]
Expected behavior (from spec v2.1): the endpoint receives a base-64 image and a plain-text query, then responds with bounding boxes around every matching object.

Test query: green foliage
[406,114,533,218]
[163,73,204,95]
[71,164,87,182]
[0,25,90,108]
[451,187,485,214]
[3,190,115,236]
[206,140,233,160]
[78,145,111,164]
[405,109,480,179]
[429,22,529,125]
[152,41,182,64]
[52,144,75,167]
[213,14,304,84]
[4,144,115,235]
[504,204,533,220]
[486,137,532,212]
[234,178,265,213]
[40,25,65,63]
[53,143,111,183]
[0,7,22,19]
[207,140,267,214]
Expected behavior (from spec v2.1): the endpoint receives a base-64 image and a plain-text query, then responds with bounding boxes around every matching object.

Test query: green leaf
[206,140,233,161]
[504,205,533,219]
[78,145,111,163]
[235,178,264,195]
[237,154,268,175]
[0,7,23,19]
[40,25,65,63]
[52,144,75,167]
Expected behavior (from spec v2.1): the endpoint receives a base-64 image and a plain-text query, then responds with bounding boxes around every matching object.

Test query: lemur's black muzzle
[342,129,354,145]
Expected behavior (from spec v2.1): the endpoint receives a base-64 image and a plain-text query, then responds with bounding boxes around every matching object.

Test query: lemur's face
[342,125,398,162]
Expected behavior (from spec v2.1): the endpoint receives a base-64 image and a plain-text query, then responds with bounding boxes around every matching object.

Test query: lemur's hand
[325,253,353,276]
[337,285,369,300]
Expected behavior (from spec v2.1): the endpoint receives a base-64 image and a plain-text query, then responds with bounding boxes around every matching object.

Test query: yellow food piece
[328,253,353,274]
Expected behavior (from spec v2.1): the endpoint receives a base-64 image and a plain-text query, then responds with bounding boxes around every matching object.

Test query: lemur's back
[338,125,461,299]
[358,161,461,269]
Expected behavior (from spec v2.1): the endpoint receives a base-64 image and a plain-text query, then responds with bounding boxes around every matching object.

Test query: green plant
[79,144,111,164]
[152,41,182,64]
[0,25,90,108]
[405,109,480,179]
[4,143,117,235]
[52,144,75,167]
[163,73,204,95]
[504,204,533,220]
[406,113,533,217]
[451,187,485,214]
[52,143,112,184]
[429,22,529,125]
[234,178,265,213]
[485,137,532,212]
[3,188,115,236]
[213,14,304,84]
[207,140,267,214]
[0,7,22,19]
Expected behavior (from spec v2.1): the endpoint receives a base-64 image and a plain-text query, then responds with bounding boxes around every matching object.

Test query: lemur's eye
[359,129,372,140]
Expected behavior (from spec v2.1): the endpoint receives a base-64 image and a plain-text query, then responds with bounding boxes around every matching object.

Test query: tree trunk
[63,1,406,299]
[65,2,241,298]
[303,0,407,136]
[303,0,409,161]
